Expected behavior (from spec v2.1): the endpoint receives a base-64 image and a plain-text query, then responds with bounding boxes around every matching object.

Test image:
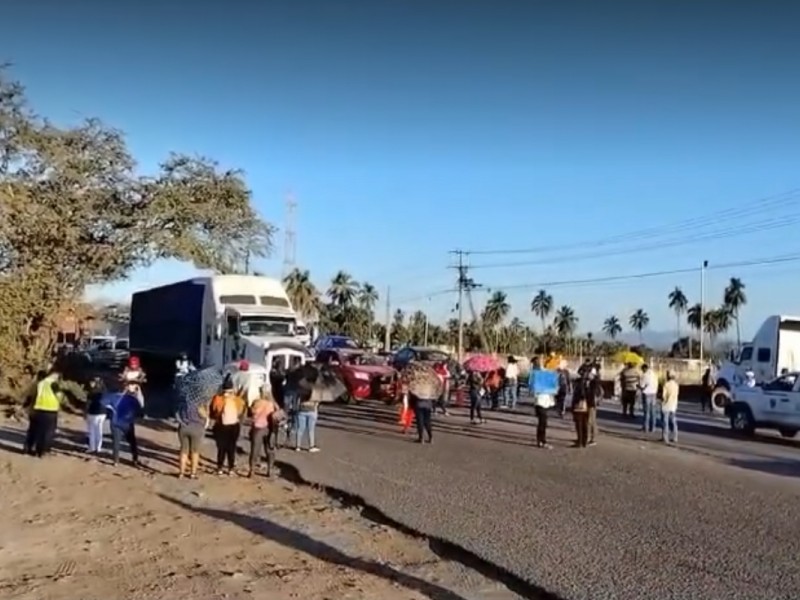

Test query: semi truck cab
[712,315,800,413]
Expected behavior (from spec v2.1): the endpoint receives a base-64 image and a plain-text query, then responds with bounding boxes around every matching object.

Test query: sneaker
[309,447,320,453]
[588,441,597,447]
[294,447,301,452]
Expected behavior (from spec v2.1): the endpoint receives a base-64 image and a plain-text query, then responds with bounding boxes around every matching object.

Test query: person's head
[641,364,649,372]
[239,359,250,372]
[179,352,188,361]
[88,376,105,392]
[625,361,634,369]
[532,356,542,368]
[507,355,517,364]
[222,374,235,394]
[781,367,789,375]
[666,370,675,381]
[128,356,140,370]
[47,367,62,381]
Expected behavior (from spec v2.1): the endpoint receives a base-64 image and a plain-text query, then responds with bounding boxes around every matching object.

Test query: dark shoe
[415,439,423,444]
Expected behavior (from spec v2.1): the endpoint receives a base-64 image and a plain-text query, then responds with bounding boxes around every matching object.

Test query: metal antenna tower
[282,191,298,277]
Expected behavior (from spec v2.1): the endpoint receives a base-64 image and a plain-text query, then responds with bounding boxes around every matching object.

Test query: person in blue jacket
[105,391,141,467]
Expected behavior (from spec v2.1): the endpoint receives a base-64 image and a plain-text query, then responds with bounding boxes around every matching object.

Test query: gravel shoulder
[0,414,524,600]
[280,401,800,600]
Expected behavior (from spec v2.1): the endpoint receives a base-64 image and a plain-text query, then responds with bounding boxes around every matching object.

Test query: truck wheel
[778,428,798,439]
[729,404,756,437]
[711,387,731,414]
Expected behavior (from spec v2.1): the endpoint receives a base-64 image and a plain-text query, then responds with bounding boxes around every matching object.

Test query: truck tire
[729,403,756,437]
[778,428,798,439]
[711,386,731,415]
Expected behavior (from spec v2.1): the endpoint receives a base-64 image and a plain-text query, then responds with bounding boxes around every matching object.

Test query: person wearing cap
[120,356,147,408]
[232,360,260,407]
[209,376,246,475]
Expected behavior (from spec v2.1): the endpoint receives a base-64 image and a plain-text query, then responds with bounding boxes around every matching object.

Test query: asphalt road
[280,399,800,600]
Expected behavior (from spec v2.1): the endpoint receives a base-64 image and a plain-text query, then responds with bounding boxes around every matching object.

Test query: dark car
[314,335,361,352]
[390,346,451,371]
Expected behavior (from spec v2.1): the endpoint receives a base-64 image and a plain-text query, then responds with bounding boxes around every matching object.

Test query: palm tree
[723,277,747,349]
[530,289,553,333]
[483,291,511,328]
[667,286,688,339]
[483,291,511,352]
[358,282,379,312]
[602,315,622,340]
[705,306,733,353]
[327,271,359,308]
[629,309,650,345]
[553,305,578,338]
[282,268,320,320]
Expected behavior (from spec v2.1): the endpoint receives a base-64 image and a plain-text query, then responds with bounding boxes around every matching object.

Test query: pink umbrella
[463,354,500,373]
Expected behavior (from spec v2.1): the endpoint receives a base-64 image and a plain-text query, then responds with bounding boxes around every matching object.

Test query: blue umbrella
[175,367,224,407]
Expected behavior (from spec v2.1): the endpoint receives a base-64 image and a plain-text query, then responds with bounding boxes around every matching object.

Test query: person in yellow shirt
[209,377,246,475]
[27,369,63,457]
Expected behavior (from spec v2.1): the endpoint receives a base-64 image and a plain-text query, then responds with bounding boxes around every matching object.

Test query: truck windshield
[239,316,293,336]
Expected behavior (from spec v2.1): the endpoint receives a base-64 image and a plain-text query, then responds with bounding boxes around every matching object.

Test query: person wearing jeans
[108,390,142,467]
[661,371,680,444]
[467,370,485,424]
[209,378,246,475]
[294,390,320,452]
[504,357,519,410]
[411,394,433,444]
[639,364,659,433]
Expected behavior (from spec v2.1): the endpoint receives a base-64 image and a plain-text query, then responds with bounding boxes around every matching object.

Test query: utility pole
[243,249,251,274]
[699,260,708,365]
[383,285,391,351]
[450,250,466,361]
[282,192,297,278]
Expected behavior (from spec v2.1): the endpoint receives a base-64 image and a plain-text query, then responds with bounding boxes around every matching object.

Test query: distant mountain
[599,330,678,350]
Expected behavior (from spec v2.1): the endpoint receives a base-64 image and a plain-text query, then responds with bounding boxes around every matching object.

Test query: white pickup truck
[727,371,800,439]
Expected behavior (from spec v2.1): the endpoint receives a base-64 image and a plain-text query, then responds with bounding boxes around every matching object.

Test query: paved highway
[281,399,800,600]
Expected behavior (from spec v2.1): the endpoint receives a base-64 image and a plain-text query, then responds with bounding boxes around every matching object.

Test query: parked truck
[129,274,311,383]
[711,314,800,413]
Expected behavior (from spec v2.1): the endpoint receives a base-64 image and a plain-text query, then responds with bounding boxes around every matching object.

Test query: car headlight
[353,371,370,381]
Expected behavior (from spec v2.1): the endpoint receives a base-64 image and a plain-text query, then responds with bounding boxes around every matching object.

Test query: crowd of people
[20,350,684,475]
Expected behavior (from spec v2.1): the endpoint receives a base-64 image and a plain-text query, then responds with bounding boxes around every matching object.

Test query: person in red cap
[120,355,147,408]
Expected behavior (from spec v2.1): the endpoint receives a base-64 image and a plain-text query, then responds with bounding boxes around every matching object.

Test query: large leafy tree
[0,68,273,392]
[283,268,320,319]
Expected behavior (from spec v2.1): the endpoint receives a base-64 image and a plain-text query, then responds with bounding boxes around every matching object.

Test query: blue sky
[3,0,800,338]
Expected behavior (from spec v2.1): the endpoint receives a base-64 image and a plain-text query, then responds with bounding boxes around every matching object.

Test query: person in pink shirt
[247,391,284,478]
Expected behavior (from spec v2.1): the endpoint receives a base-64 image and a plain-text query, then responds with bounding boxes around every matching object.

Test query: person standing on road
[85,377,108,455]
[410,391,434,444]
[661,371,680,444]
[467,370,485,424]
[503,356,519,410]
[639,364,659,433]
[433,361,450,416]
[283,358,304,444]
[107,390,142,468]
[700,366,715,413]
[248,391,283,477]
[572,372,590,448]
[619,362,640,418]
[530,356,554,449]
[175,380,209,480]
[269,358,287,409]
[27,368,63,457]
[586,366,603,446]
[209,377,246,474]
[294,387,321,452]
[555,360,573,418]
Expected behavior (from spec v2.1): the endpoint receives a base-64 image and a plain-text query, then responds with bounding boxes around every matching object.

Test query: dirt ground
[0,414,521,600]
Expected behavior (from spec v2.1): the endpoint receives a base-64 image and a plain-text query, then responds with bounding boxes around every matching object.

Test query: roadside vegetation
[0,66,273,400]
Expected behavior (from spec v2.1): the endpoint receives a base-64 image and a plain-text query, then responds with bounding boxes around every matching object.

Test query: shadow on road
[159,494,473,600]
[727,458,800,479]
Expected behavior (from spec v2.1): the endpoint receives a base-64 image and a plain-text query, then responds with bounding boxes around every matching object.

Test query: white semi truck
[711,314,800,413]
[129,274,311,381]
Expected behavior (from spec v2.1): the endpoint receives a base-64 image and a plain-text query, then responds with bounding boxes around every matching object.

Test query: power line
[482,252,800,292]
[466,188,800,257]
[469,214,800,270]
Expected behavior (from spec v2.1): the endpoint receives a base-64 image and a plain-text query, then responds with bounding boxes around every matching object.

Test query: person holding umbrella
[400,362,442,444]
